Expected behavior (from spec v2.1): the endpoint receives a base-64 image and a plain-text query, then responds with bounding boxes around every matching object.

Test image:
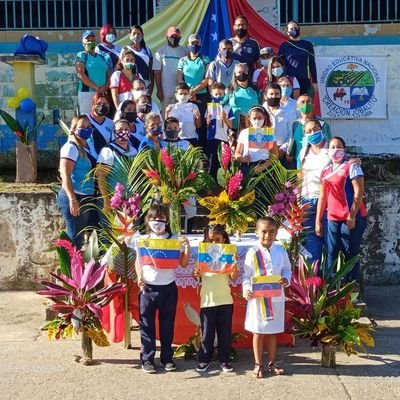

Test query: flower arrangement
[199,143,256,235]
[286,254,375,367]
[37,238,126,365]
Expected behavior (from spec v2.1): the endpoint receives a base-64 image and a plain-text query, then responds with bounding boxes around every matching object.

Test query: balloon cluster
[7,87,35,112]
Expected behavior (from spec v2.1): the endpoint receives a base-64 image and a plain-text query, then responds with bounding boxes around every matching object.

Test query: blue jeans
[57,188,95,249]
[326,216,367,282]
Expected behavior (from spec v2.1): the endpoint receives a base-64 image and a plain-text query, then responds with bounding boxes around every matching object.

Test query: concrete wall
[0,186,399,289]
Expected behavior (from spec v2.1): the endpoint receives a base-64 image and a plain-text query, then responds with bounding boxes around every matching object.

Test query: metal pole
[292,0,299,21]
[102,0,107,25]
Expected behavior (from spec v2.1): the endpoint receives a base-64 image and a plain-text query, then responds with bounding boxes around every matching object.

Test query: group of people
[56,14,368,376]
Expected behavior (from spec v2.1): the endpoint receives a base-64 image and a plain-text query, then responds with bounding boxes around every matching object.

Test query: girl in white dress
[242,217,291,378]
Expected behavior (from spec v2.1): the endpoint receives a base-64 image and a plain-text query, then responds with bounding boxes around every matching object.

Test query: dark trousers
[192,92,210,149]
[139,281,178,364]
[206,139,225,179]
[198,304,233,364]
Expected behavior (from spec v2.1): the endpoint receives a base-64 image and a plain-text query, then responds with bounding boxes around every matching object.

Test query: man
[230,15,260,76]
[153,26,187,112]
[263,83,297,160]
[206,39,239,88]
[75,30,111,114]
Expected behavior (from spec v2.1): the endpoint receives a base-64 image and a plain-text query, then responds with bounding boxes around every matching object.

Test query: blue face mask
[260,59,269,67]
[212,96,224,103]
[188,44,201,54]
[281,86,292,98]
[76,127,93,140]
[150,126,163,136]
[306,130,324,145]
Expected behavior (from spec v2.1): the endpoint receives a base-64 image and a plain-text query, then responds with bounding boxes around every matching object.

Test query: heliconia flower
[160,148,174,172]
[305,276,324,288]
[227,171,243,200]
[186,171,198,181]
[144,169,161,182]
[221,142,231,172]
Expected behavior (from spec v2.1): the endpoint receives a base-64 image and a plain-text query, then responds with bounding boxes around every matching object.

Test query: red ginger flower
[160,148,174,172]
[305,276,324,288]
[144,169,161,185]
[227,171,243,200]
[221,142,231,172]
[186,171,198,181]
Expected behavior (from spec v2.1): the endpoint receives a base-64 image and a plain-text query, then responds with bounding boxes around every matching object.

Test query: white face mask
[105,33,116,43]
[132,89,147,101]
[251,119,264,129]
[175,93,190,103]
[149,220,167,234]
[272,67,284,77]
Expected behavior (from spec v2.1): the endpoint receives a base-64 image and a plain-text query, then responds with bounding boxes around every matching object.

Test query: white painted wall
[315,44,400,155]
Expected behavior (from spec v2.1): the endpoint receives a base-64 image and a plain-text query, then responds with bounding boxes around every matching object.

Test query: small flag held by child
[138,238,181,269]
[198,242,237,274]
[248,127,274,150]
[251,275,282,298]
[207,103,223,120]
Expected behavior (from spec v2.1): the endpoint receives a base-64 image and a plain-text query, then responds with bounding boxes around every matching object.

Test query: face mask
[288,27,300,38]
[299,103,313,114]
[175,93,190,103]
[236,73,249,82]
[124,62,136,72]
[150,126,163,136]
[105,33,116,43]
[234,28,247,38]
[188,44,201,54]
[148,220,167,234]
[115,129,131,142]
[328,148,345,162]
[219,49,233,59]
[95,104,109,116]
[83,41,96,51]
[260,59,270,67]
[212,96,224,103]
[272,67,283,77]
[251,119,264,129]
[76,127,93,140]
[167,37,180,47]
[165,129,179,140]
[132,89,147,101]
[123,111,137,123]
[267,97,281,108]
[130,34,143,44]
[137,104,151,114]
[281,86,292,98]
[307,130,324,145]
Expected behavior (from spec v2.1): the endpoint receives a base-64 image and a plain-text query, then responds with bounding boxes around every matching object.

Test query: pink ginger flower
[305,276,324,288]
[144,169,161,185]
[160,148,174,172]
[55,239,84,269]
[227,171,243,200]
[221,142,231,172]
[186,171,198,181]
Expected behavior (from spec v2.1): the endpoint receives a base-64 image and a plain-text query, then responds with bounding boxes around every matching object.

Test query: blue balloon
[19,98,35,113]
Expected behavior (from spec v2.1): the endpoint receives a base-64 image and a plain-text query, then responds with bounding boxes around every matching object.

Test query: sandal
[268,361,285,375]
[252,363,264,378]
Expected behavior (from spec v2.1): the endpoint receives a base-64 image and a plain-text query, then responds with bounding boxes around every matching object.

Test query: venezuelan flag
[198,243,237,274]
[138,238,181,269]
[251,275,282,298]
[248,128,275,150]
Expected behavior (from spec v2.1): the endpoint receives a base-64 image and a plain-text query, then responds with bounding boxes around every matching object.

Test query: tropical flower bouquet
[143,146,209,234]
[199,142,256,236]
[286,254,375,368]
[37,237,126,365]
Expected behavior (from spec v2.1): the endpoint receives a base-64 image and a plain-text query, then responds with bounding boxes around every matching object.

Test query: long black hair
[203,224,230,244]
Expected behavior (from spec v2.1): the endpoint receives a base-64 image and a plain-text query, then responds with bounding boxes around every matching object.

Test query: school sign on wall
[316,56,387,119]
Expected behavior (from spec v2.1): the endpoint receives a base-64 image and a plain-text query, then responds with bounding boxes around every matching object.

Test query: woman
[96,24,122,69]
[278,21,318,98]
[267,56,300,99]
[96,119,137,213]
[126,25,154,92]
[277,76,299,118]
[87,92,115,157]
[57,115,96,248]
[110,48,143,109]
[227,63,260,131]
[138,112,164,152]
[316,137,367,283]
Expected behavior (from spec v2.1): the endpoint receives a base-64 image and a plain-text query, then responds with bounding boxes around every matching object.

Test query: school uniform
[86,114,114,157]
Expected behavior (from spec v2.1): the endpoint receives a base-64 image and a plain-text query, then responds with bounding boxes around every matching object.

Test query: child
[193,224,238,373]
[242,216,291,378]
[135,203,191,373]
[165,82,201,146]
[205,82,234,178]
[161,116,190,151]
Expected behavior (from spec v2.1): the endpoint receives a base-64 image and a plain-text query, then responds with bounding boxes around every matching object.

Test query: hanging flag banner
[316,56,387,119]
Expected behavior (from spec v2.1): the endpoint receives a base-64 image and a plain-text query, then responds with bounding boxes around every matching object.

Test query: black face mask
[137,104,151,114]
[165,129,179,140]
[167,37,180,47]
[236,73,249,82]
[234,28,248,39]
[95,104,109,116]
[123,111,137,123]
[267,97,281,108]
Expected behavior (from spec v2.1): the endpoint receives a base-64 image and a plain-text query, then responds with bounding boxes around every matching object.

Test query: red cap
[166,26,180,38]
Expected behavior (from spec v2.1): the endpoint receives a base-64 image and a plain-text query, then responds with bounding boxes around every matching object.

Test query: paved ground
[0,286,399,400]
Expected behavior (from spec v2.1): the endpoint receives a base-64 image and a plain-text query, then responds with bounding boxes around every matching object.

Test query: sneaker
[196,362,210,372]
[142,361,156,374]
[161,361,176,372]
[220,362,234,372]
